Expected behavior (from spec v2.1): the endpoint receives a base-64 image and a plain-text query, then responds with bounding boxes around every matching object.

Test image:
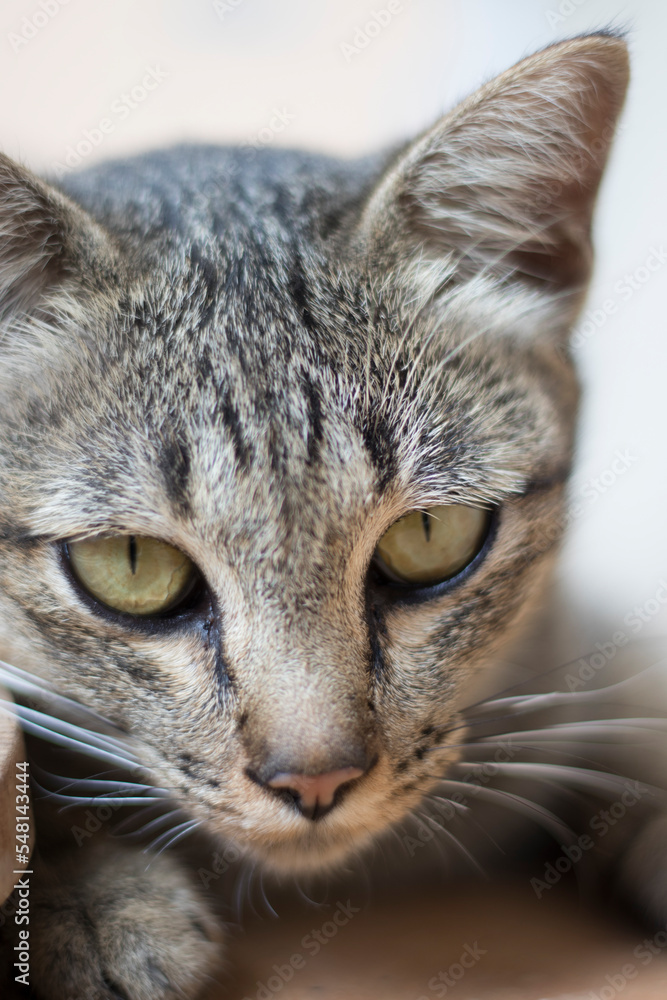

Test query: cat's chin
[247,825,378,876]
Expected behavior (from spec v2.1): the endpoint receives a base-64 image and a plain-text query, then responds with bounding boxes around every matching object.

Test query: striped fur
[0,33,637,1000]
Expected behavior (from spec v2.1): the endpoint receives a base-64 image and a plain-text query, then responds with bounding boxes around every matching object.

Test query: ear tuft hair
[356,34,629,306]
[0,153,114,324]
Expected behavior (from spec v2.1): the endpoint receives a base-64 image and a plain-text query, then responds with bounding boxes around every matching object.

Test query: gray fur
[0,32,656,1000]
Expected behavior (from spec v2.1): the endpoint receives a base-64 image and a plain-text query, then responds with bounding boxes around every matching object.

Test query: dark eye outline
[59,538,212,632]
[368,506,498,604]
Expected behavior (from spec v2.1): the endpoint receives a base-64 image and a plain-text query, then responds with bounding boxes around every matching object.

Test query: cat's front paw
[29,844,224,1000]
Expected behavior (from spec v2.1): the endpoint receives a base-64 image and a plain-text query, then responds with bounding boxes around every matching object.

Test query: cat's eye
[373,504,491,588]
[65,535,200,617]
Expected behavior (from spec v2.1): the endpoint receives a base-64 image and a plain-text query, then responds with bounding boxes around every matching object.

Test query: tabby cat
[0,30,664,1000]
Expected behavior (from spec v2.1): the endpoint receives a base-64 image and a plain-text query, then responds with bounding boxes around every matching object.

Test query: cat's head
[0,35,627,872]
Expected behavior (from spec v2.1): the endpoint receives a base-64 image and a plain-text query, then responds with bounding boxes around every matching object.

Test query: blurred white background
[1,0,665,644]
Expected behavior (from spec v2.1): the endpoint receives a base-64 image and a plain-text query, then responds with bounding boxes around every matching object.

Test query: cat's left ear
[355,33,629,301]
[0,152,113,323]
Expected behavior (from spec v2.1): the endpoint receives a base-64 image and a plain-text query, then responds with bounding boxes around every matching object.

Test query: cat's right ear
[0,153,111,323]
[353,33,629,316]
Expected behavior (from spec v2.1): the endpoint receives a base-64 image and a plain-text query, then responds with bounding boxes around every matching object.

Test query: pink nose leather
[268,767,364,813]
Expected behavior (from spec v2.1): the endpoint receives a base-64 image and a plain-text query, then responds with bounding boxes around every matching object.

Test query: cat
[0,28,664,1000]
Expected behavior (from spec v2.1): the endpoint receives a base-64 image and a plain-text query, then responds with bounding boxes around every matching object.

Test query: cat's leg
[28,843,224,1000]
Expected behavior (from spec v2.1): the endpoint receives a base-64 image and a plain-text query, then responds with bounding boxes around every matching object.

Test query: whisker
[408,810,450,870]
[40,790,168,808]
[435,708,667,749]
[461,659,667,722]
[30,771,168,809]
[292,877,328,910]
[454,760,663,801]
[414,808,487,876]
[232,860,256,924]
[423,793,469,814]
[1,705,141,770]
[111,803,178,838]
[30,765,159,798]
[144,819,201,861]
[258,869,279,919]
[3,698,138,757]
[0,659,163,779]
[433,777,575,844]
[447,741,645,779]
[32,762,140,784]
[0,659,129,741]
[459,720,667,744]
[430,732,666,774]
[423,793,506,856]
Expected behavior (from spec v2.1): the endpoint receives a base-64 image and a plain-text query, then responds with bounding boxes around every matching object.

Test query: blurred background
[1,0,665,649]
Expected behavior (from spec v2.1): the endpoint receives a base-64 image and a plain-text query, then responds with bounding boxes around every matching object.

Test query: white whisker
[111,804,180,839]
[0,659,129,742]
[433,777,575,844]
[415,808,487,876]
[144,818,201,862]
[455,760,663,801]
[1,706,141,770]
[31,767,159,798]
[257,869,279,919]
[232,860,257,924]
[469,720,667,742]
[30,773,168,809]
[462,660,667,722]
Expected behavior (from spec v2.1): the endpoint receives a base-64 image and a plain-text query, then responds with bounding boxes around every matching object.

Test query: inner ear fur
[356,33,629,296]
[0,152,113,322]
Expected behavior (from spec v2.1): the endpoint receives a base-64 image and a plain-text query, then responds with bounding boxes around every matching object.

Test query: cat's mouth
[200,756,436,875]
[225,810,385,875]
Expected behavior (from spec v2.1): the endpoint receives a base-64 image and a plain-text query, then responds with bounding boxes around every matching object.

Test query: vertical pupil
[128,535,138,575]
[421,511,431,542]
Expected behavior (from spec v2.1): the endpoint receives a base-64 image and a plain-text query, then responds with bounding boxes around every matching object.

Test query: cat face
[0,35,627,872]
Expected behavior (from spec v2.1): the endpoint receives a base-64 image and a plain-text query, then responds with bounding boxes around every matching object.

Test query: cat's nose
[265,766,365,820]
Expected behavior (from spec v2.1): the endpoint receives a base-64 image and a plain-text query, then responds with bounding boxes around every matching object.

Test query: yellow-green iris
[374,505,489,586]
[68,535,197,616]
